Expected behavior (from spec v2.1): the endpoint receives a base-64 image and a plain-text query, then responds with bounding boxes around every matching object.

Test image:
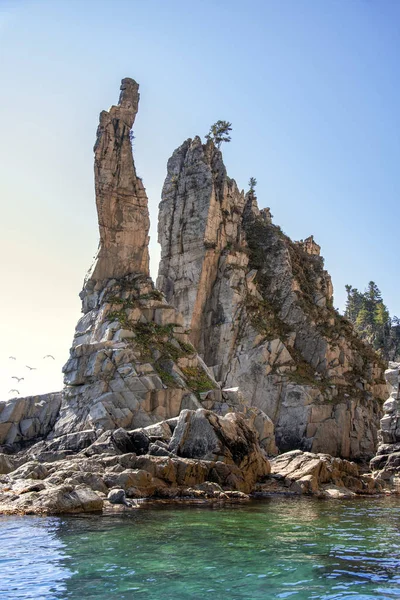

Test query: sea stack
[83,78,150,304]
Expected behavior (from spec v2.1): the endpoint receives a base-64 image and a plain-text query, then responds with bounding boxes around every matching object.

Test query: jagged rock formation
[157,137,387,459]
[370,363,400,487]
[0,393,62,449]
[0,409,270,514]
[0,77,393,515]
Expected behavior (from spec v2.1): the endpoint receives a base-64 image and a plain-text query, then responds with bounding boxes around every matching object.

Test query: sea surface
[1,496,400,600]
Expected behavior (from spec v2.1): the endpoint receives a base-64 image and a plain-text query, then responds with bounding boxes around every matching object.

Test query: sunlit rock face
[83,77,150,300]
[157,137,387,459]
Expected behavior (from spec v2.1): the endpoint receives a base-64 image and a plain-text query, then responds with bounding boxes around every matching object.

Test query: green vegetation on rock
[180,366,216,393]
[345,281,400,361]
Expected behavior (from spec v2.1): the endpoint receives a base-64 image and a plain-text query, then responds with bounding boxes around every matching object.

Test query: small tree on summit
[205,120,232,148]
[248,177,257,192]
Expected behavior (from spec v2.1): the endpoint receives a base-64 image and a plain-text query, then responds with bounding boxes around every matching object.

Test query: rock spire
[84,77,150,300]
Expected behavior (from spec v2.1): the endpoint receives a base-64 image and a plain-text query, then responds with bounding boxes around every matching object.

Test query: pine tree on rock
[248,177,257,192]
[205,120,232,148]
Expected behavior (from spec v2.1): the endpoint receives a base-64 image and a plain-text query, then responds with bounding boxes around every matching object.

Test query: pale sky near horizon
[1,0,399,400]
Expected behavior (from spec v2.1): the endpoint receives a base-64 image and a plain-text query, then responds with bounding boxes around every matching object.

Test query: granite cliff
[157,137,387,459]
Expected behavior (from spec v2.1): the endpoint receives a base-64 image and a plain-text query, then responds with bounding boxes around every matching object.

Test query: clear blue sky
[1,0,399,397]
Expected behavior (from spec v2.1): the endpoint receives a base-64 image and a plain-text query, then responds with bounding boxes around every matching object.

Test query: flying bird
[11,376,24,382]
[43,355,55,360]
[25,365,37,370]
[9,389,20,395]
[9,356,16,360]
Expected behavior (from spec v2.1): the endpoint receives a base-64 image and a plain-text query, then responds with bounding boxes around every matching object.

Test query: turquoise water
[1,497,400,599]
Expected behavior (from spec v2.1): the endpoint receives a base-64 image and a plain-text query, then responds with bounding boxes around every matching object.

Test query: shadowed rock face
[157,137,387,459]
[84,77,150,300]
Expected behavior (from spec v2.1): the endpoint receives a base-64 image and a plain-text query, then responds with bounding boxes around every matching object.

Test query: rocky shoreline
[0,406,392,516]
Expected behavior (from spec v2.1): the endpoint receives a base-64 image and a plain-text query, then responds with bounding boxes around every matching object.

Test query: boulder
[256,450,381,498]
[0,484,103,515]
[169,408,270,490]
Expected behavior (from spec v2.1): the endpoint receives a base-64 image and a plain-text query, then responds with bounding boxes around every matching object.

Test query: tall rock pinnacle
[58,78,269,448]
[84,77,150,298]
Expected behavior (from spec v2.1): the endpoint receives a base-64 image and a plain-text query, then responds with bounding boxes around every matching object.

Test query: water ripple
[0,496,399,599]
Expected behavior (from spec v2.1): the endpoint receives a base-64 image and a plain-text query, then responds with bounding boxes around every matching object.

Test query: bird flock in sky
[8,355,55,396]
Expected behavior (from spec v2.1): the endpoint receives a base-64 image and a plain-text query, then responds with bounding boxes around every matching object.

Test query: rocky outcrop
[0,393,62,449]
[0,409,270,514]
[370,363,400,488]
[169,409,270,486]
[256,450,381,498]
[157,137,387,459]
[58,272,217,437]
[1,77,390,514]
[0,419,384,515]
